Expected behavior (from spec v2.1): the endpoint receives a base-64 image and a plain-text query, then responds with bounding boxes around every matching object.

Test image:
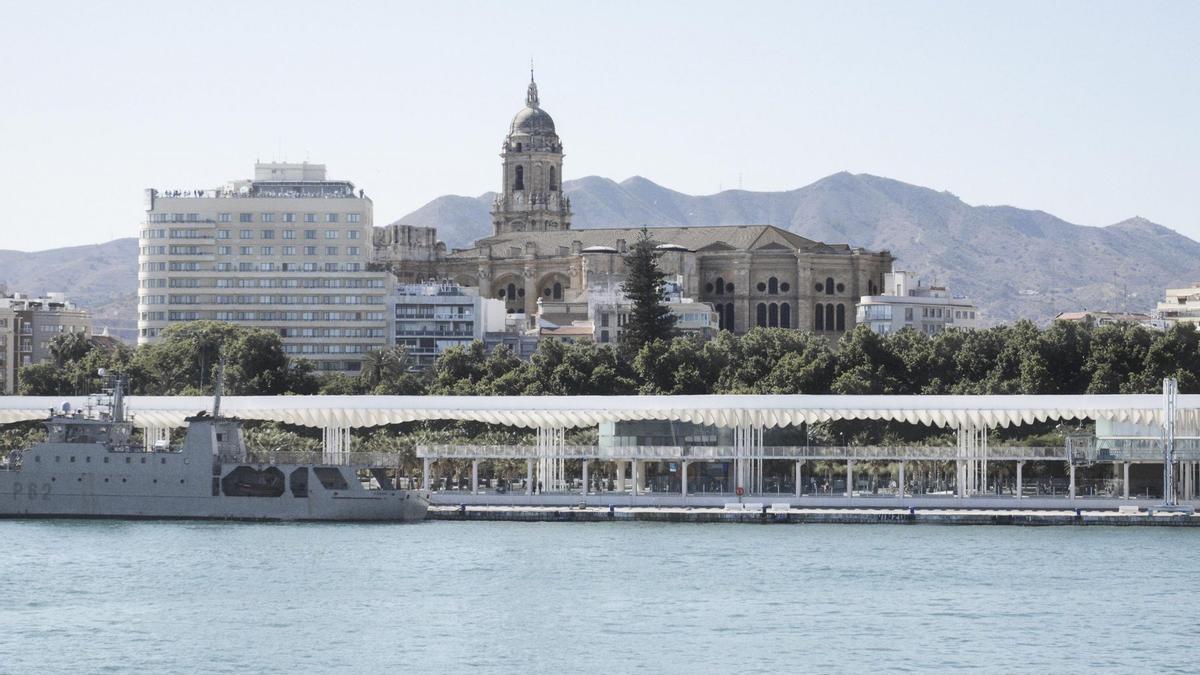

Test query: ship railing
[224,451,404,468]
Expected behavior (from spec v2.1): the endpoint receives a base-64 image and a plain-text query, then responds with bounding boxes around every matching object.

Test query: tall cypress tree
[620,227,678,352]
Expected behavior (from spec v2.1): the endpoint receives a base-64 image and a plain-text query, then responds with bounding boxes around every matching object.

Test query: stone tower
[491,71,571,236]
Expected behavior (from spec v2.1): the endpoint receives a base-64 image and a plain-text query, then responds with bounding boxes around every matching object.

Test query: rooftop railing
[416,445,1069,461]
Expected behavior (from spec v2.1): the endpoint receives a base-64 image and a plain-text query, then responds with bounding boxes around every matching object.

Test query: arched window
[549,166,557,191]
[706,282,714,294]
[507,283,517,301]
[768,303,778,327]
[553,282,563,300]
[780,303,791,329]
[867,280,876,295]
[515,142,523,152]
[814,303,824,331]
[725,303,735,331]
[756,303,767,327]
[825,277,834,296]
[836,303,846,331]
[768,277,778,295]
[825,304,835,330]
[514,166,525,191]
[715,277,725,296]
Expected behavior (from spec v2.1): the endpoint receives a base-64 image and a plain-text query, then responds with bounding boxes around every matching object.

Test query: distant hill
[0,238,138,342]
[397,173,1200,323]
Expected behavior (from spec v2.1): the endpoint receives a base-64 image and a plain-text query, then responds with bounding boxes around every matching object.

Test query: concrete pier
[428,505,1200,526]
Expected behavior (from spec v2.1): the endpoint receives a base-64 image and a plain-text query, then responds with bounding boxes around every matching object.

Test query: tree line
[20,313,1200,400]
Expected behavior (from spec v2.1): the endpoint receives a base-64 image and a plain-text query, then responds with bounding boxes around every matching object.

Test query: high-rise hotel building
[138,162,391,374]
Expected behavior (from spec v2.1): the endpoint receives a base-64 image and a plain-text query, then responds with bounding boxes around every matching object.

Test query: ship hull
[0,474,429,522]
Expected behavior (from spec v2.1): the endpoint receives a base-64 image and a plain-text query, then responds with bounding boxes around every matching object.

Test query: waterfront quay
[4,388,1200,517]
[429,504,1200,526]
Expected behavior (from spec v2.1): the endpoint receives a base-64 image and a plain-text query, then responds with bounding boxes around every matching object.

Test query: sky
[0,0,1196,252]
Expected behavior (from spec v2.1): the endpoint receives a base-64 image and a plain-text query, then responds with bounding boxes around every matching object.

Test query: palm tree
[360,346,411,390]
[49,331,92,367]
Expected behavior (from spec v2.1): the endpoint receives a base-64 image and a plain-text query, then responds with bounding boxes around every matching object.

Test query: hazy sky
[0,0,1196,251]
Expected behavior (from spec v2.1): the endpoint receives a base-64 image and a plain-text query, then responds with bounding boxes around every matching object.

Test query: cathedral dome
[507,72,557,137]
[510,106,556,135]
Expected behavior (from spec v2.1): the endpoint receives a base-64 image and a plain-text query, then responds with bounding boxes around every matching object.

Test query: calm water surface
[1,520,1197,674]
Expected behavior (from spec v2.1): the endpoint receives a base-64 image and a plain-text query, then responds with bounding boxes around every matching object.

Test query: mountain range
[1,173,1194,336]
[397,172,1198,323]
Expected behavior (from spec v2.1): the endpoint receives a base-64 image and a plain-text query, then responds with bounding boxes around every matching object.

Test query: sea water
[0,520,1196,673]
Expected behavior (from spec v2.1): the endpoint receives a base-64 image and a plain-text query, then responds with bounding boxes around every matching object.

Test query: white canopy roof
[0,394,1189,430]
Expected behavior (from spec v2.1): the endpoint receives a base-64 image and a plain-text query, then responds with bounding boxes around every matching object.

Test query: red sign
[735,486,745,497]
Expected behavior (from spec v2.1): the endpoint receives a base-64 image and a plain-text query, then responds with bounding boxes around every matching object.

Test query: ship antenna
[111,373,125,424]
[212,351,226,418]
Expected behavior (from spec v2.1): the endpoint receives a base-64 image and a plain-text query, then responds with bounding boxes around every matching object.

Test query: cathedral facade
[381,75,894,336]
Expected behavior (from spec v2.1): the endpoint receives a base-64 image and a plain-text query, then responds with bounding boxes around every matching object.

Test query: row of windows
[216,262,364,272]
[755,277,792,294]
[814,303,847,331]
[281,344,373,354]
[35,454,176,465]
[815,278,846,295]
[145,277,385,290]
[217,228,360,240]
[141,311,386,323]
[149,294,384,306]
[755,303,793,329]
[707,277,736,295]
[148,213,361,224]
[279,328,386,338]
[211,245,361,256]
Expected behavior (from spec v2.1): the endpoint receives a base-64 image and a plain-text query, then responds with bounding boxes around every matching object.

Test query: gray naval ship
[0,379,428,522]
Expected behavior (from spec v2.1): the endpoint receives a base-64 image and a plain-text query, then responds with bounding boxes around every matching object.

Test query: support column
[1123,462,1130,499]
[422,458,431,491]
[525,459,534,496]
[631,460,640,497]
[616,461,627,492]
[898,461,905,499]
[471,459,479,495]
[1069,463,1076,500]
[846,460,854,497]
[795,460,802,498]
[322,426,351,464]
[1016,461,1023,500]
[681,460,690,498]
[581,459,589,496]
[144,427,170,452]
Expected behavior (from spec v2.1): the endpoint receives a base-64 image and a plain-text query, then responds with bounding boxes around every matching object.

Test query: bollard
[608,505,615,519]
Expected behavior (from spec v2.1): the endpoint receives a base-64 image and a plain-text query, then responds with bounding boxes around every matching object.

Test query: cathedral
[376,74,893,336]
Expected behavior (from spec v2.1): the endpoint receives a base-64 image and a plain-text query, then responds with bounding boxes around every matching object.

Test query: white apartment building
[391,280,505,369]
[856,270,979,336]
[0,293,92,394]
[1156,284,1200,327]
[587,275,718,345]
[138,162,391,374]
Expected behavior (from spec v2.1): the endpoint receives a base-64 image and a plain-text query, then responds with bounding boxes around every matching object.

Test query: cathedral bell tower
[491,70,571,236]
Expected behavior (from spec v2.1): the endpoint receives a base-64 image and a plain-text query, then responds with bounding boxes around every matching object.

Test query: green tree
[618,227,677,353]
[832,325,908,395]
[1085,323,1153,393]
[130,321,316,395]
[48,332,93,367]
[16,363,72,395]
